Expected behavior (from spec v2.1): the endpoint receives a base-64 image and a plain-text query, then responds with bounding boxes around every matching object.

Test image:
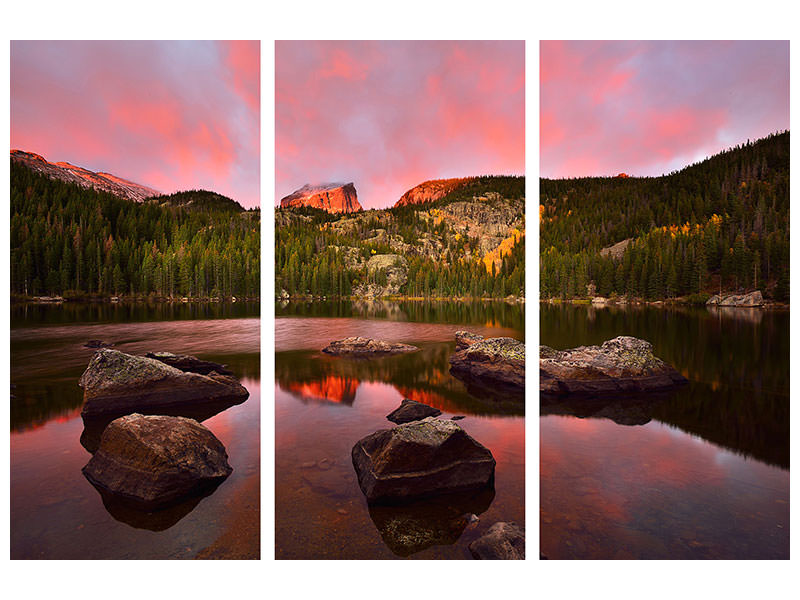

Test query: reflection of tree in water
[276,299,525,336]
[11,301,260,327]
[540,304,789,468]
[540,372,788,469]
[276,344,523,416]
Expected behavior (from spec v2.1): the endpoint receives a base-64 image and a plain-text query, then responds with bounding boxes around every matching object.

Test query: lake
[540,303,789,559]
[10,302,261,559]
[275,299,525,559]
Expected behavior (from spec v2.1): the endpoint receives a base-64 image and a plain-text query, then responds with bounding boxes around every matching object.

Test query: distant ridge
[10,150,160,202]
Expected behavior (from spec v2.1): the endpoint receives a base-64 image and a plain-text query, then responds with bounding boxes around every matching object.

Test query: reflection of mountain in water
[367,487,495,557]
[276,343,523,416]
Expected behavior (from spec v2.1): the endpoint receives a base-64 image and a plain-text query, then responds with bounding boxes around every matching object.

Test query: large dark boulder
[82,413,232,510]
[449,336,525,390]
[322,337,418,357]
[144,352,234,376]
[468,522,525,559]
[386,398,442,424]
[540,336,687,397]
[352,417,495,504]
[79,349,249,418]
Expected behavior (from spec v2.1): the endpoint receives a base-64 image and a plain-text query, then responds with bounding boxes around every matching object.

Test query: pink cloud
[11,41,260,208]
[540,41,788,178]
[276,41,524,209]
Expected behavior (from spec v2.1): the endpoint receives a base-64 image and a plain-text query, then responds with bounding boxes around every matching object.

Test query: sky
[276,40,524,209]
[540,40,789,179]
[11,40,260,208]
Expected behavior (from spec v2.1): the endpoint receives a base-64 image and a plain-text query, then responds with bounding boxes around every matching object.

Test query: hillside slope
[540,132,789,301]
[276,175,525,299]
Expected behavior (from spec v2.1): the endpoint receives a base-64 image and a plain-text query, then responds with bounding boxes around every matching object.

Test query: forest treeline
[10,161,260,299]
[275,176,525,299]
[540,131,789,301]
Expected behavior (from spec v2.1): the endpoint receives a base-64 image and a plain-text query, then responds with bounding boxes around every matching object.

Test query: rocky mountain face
[276,175,525,299]
[394,177,471,207]
[11,150,160,202]
[280,182,362,213]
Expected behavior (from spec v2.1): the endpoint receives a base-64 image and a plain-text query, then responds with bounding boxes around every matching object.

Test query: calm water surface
[276,300,525,559]
[10,302,260,559]
[540,304,789,559]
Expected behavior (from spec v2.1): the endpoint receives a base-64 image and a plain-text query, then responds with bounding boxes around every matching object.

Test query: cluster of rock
[332,331,525,558]
[706,290,764,307]
[78,348,248,512]
[540,336,687,397]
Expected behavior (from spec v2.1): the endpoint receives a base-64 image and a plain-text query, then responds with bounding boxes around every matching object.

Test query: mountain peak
[280,182,362,213]
[394,177,472,207]
[10,150,160,202]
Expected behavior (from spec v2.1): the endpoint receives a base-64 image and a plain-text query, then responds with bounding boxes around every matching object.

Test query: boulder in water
[322,337,418,357]
[352,416,495,504]
[539,336,687,397]
[79,349,249,418]
[82,413,232,510]
[386,398,442,424]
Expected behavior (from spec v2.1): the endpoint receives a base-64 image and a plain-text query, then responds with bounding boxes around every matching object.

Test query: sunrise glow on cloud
[540,40,789,178]
[276,40,524,209]
[11,40,260,208]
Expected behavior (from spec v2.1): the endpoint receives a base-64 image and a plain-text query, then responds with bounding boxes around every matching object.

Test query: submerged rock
[386,398,442,424]
[82,414,232,510]
[322,337,418,357]
[352,416,495,504]
[706,290,764,307]
[454,331,484,350]
[79,349,249,418]
[144,351,234,376]
[468,522,526,559]
[539,336,687,397]
[449,336,525,389]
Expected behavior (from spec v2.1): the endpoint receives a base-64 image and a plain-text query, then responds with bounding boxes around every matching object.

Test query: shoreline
[539,297,789,310]
[12,295,261,305]
[277,295,526,304]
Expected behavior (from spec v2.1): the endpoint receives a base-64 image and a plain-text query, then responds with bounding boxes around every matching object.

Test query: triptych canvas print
[7,38,790,563]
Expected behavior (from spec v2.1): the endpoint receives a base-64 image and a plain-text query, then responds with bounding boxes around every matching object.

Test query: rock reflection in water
[540,393,672,427]
[87,481,218,532]
[367,487,495,557]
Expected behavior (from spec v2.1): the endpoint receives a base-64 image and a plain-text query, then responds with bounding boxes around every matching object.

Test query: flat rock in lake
[144,351,234,376]
[386,398,442,424]
[321,336,418,357]
[449,336,525,390]
[79,349,249,418]
[539,336,687,397]
[82,413,232,510]
[352,416,495,504]
[469,522,525,560]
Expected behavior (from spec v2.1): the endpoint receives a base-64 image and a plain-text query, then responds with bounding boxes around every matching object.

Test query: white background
[1,1,797,598]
